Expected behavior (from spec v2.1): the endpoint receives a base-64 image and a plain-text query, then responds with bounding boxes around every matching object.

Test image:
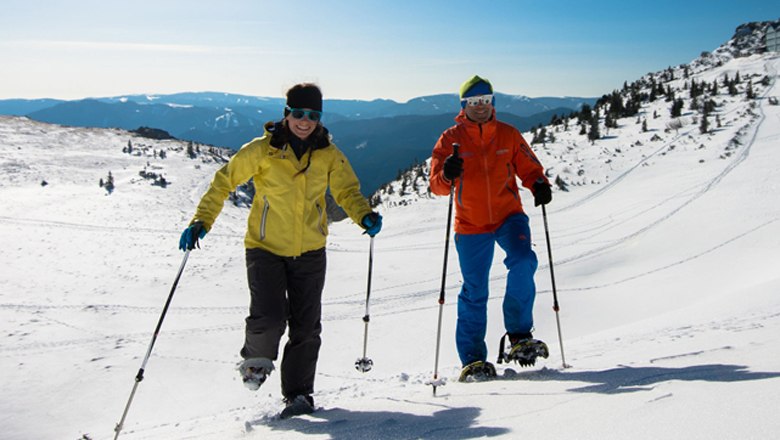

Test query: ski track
[0,323,244,355]
[556,128,694,212]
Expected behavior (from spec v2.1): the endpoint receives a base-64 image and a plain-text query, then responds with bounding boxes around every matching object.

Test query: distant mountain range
[0,92,595,194]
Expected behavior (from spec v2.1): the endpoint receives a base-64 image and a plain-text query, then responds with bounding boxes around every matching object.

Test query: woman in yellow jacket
[179,83,381,418]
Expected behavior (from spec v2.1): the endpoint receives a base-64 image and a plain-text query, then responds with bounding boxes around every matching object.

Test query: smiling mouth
[293,123,314,131]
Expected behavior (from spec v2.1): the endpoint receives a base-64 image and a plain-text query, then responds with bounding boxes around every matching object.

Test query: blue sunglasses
[286,107,322,122]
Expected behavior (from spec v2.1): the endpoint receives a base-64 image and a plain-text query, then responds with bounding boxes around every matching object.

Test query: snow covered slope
[1,33,780,440]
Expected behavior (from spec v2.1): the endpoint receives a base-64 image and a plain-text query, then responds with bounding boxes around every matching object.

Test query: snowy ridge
[374,22,777,209]
[1,25,780,440]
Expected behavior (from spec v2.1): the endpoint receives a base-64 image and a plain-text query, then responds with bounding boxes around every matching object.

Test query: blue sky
[0,0,775,101]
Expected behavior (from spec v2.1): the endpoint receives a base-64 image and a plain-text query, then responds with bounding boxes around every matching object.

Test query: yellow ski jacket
[192,125,372,257]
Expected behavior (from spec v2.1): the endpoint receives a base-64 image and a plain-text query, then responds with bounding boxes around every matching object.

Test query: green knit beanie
[459,75,494,99]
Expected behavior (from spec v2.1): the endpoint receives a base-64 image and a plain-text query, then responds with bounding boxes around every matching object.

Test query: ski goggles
[286,107,322,122]
[461,94,494,107]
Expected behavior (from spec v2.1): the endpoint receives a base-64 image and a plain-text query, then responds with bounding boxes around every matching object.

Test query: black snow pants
[241,247,326,399]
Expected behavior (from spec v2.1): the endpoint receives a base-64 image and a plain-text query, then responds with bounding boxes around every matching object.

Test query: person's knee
[505,249,537,272]
[287,321,322,344]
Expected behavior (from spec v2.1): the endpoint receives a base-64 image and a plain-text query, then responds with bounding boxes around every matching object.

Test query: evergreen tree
[746,80,755,100]
[588,111,600,142]
[670,99,684,118]
[699,115,709,134]
[105,171,115,194]
[665,86,675,102]
[642,119,648,132]
[579,104,592,123]
[604,112,616,130]
[532,127,547,144]
[703,99,717,114]
[728,80,739,96]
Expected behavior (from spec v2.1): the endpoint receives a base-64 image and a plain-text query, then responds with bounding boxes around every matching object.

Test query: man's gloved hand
[532,180,552,207]
[361,212,383,237]
[179,221,207,251]
[442,154,464,182]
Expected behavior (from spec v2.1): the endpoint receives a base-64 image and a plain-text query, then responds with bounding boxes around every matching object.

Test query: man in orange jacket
[429,75,552,381]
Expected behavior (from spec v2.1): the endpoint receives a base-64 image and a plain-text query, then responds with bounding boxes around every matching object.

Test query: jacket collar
[454,108,498,140]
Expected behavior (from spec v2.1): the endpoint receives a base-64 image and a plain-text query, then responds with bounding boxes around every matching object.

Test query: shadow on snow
[499,363,780,394]
[248,406,509,439]
[244,364,780,437]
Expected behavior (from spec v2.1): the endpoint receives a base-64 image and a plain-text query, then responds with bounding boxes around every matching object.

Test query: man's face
[463,95,493,124]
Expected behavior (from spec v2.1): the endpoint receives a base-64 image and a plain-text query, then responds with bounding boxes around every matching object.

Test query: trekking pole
[114,249,191,439]
[541,205,571,369]
[355,236,375,372]
[429,143,459,396]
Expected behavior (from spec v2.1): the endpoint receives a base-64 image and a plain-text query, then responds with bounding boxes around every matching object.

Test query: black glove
[533,180,552,207]
[442,154,464,182]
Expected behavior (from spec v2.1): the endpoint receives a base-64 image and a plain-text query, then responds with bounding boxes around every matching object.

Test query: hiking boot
[280,394,315,419]
[238,357,274,391]
[458,360,497,382]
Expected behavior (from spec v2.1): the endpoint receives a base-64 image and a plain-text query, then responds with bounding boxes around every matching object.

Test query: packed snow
[1,50,780,440]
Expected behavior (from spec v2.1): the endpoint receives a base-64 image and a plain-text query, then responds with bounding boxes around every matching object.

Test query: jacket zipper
[479,125,494,224]
[260,195,269,240]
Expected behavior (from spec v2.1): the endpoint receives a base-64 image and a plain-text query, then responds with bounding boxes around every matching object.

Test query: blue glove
[361,212,382,237]
[179,221,207,251]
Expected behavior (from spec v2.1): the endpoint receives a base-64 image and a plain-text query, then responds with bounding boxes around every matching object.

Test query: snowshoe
[280,395,315,419]
[503,338,549,367]
[238,357,274,391]
[458,360,497,382]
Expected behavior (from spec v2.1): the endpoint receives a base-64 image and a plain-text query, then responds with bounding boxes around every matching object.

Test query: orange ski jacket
[430,110,548,234]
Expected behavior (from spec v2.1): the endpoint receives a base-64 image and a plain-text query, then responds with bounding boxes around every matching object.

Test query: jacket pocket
[315,202,326,236]
[260,195,269,241]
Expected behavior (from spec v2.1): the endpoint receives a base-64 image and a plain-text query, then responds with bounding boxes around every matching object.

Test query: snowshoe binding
[280,395,315,419]
[238,357,274,391]
[498,334,549,367]
[458,360,497,382]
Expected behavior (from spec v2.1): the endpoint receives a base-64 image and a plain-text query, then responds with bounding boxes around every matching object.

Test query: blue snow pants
[454,213,538,366]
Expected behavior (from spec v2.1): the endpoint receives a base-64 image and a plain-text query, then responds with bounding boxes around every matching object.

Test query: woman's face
[285,109,319,140]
